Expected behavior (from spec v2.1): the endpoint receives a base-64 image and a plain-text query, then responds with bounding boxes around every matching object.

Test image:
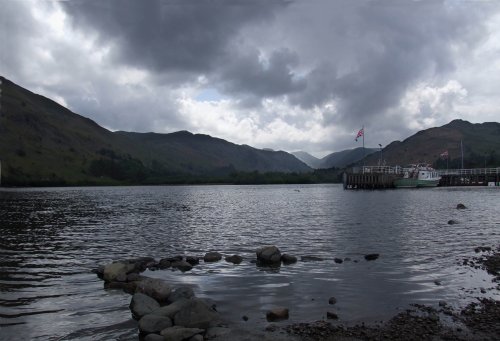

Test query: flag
[440,150,448,158]
[355,128,364,142]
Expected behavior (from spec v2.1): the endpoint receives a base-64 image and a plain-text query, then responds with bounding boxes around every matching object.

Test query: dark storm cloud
[62,0,288,75]
[288,0,489,128]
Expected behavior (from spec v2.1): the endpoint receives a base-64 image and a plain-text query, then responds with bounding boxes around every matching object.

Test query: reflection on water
[0,185,499,340]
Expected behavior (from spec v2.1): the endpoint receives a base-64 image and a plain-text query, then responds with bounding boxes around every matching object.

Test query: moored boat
[394,164,441,188]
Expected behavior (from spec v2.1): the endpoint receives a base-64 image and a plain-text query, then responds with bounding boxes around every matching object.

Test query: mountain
[291,151,322,168]
[293,148,378,169]
[0,76,310,185]
[361,120,500,168]
[319,147,378,169]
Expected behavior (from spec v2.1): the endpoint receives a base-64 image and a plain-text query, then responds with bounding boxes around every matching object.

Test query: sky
[1,0,499,157]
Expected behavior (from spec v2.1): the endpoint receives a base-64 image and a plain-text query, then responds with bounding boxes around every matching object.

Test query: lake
[1,184,499,340]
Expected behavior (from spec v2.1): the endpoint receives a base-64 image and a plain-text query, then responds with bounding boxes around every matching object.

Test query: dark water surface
[1,184,499,340]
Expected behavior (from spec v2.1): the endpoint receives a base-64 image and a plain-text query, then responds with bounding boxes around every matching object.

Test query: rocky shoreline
[93,245,500,340]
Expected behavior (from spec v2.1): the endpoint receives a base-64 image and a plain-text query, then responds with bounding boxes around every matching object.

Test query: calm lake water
[1,184,499,340]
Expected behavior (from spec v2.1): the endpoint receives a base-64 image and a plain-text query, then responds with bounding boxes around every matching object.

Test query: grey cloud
[62,0,287,75]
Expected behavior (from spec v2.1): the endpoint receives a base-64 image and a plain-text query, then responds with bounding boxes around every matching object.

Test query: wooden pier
[344,166,500,189]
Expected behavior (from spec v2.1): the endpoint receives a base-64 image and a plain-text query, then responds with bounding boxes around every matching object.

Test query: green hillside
[362,120,500,168]
[0,76,310,186]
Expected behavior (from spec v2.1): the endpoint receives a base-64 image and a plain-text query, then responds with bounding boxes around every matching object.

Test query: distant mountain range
[1,76,498,186]
[0,76,309,185]
[292,148,378,169]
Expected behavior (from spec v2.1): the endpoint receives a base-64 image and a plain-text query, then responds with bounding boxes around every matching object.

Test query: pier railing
[355,166,500,176]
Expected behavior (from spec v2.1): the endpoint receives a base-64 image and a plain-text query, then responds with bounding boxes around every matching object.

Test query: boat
[394,164,441,188]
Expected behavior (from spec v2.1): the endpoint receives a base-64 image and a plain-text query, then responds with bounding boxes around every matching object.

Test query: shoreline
[94,245,500,340]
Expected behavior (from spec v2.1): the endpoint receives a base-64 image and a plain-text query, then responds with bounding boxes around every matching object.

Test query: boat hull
[394,178,440,188]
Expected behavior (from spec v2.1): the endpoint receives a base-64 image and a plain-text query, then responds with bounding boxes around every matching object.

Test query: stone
[281,254,297,264]
[126,273,145,282]
[123,281,140,295]
[300,256,325,262]
[434,280,442,286]
[439,301,447,307]
[103,262,135,282]
[160,326,204,341]
[456,203,467,209]
[152,298,191,318]
[448,220,459,225]
[174,298,220,329]
[136,278,172,302]
[188,335,204,341]
[364,254,379,261]
[205,327,232,339]
[225,255,243,264]
[186,256,200,265]
[266,308,289,322]
[256,246,282,265]
[92,265,105,279]
[204,252,222,262]
[138,314,173,334]
[159,258,172,269]
[144,334,164,341]
[334,258,343,264]
[171,260,193,272]
[326,311,338,320]
[242,315,249,321]
[169,287,195,302]
[130,293,160,319]
[328,297,337,305]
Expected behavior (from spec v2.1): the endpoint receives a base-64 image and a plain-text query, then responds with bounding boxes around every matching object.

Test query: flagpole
[362,125,365,168]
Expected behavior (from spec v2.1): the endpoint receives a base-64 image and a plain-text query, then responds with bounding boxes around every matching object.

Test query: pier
[344,166,500,189]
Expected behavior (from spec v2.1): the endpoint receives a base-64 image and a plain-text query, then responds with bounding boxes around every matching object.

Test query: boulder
[448,220,459,225]
[326,311,338,320]
[126,273,145,282]
[225,255,243,264]
[456,203,467,209]
[256,246,281,265]
[328,296,337,305]
[169,287,195,302]
[92,265,105,279]
[281,254,297,265]
[188,335,204,341]
[138,314,173,334]
[186,256,200,265]
[204,252,222,262]
[130,293,160,319]
[334,258,343,264]
[159,258,172,269]
[153,298,191,318]
[171,260,193,272]
[266,307,289,322]
[144,334,164,341]
[136,278,172,302]
[103,262,135,282]
[160,326,204,341]
[174,298,219,329]
[364,254,379,261]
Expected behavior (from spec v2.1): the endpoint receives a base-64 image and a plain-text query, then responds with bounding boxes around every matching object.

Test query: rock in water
[174,298,220,329]
[186,256,200,265]
[158,258,171,269]
[364,254,380,261]
[266,308,289,322]
[168,287,195,303]
[144,334,164,341]
[334,258,343,264]
[225,255,243,264]
[171,260,193,272]
[138,314,173,334]
[103,262,135,282]
[204,252,222,262]
[456,203,467,209]
[130,293,160,319]
[152,298,191,318]
[135,278,172,302]
[281,254,297,264]
[160,326,204,341]
[327,311,338,320]
[328,297,337,305]
[448,220,459,225]
[256,246,282,265]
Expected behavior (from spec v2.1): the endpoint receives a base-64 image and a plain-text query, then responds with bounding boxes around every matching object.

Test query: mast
[461,140,464,169]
